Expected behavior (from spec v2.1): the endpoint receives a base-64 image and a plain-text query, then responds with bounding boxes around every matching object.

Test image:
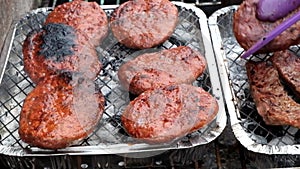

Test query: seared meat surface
[233,0,300,53]
[23,30,55,84]
[110,0,178,49]
[45,0,108,46]
[19,75,105,149]
[121,84,219,144]
[23,23,101,84]
[118,46,206,95]
[270,50,300,97]
[20,0,107,149]
[246,61,300,128]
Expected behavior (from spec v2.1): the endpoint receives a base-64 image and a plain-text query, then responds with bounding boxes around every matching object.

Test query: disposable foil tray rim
[208,5,300,155]
[0,3,227,156]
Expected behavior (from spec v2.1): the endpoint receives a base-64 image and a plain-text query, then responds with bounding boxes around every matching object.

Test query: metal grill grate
[0,3,225,156]
[212,6,300,151]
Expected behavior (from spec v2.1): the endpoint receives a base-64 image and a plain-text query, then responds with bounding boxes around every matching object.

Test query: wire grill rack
[0,3,225,156]
[209,6,300,154]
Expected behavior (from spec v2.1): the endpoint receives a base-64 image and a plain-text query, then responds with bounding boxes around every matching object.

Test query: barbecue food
[23,29,55,84]
[19,75,105,149]
[121,84,219,144]
[20,1,106,149]
[246,61,300,128]
[110,0,178,49]
[23,23,101,84]
[118,46,206,95]
[270,50,300,97]
[233,0,300,53]
[45,0,108,46]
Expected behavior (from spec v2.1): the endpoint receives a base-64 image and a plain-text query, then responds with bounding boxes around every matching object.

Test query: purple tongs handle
[241,11,300,59]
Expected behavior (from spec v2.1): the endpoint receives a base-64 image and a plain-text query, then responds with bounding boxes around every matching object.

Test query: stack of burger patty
[19,0,108,149]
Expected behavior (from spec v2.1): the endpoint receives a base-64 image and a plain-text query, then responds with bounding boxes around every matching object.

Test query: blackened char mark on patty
[233,0,300,53]
[22,29,56,84]
[22,23,102,84]
[110,0,178,49]
[246,61,300,128]
[118,46,206,95]
[41,23,102,80]
[45,0,108,46]
[270,50,300,98]
[40,23,76,62]
[121,84,219,144]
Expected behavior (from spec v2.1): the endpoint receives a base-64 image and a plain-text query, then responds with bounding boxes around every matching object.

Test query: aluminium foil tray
[0,2,226,156]
[209,6,300,155]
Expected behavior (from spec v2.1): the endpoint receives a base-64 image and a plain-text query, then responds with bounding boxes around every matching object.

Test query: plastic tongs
[241,11,300,59]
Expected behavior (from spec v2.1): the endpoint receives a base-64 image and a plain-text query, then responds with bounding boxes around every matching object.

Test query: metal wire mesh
[0,4,222,156]
[215,7,300,148]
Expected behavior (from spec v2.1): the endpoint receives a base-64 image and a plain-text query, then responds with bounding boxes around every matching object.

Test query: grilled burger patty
[121,84,219,144]
[233,0,300,53]
[19,75,105,149]
[270,50,300,97]
[23,23,102,84]
[20,0,107,149]
[110,0,178,49]
[246,61,300,128]
[45,0,108,46]
[118,46,206,95]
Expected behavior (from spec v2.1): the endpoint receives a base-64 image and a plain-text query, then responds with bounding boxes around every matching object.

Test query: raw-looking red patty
[233,0,300,53]
[19,75,105,149]
[121,84,219,144]
[45,0,108,46]
[110,0,178,49]
[118,46,206,95]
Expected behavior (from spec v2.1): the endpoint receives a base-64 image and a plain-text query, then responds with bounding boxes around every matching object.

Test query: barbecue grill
[0,0,300,169]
